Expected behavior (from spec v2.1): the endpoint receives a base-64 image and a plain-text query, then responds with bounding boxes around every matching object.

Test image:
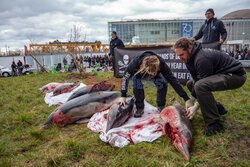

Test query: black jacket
[17,61,23,67]
[121,51,189,101]
[186,43,246,97]
[109,36,124,57]
[194,17,227,43]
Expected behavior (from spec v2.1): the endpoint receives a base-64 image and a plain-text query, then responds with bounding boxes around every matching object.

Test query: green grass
[0,72,249,166]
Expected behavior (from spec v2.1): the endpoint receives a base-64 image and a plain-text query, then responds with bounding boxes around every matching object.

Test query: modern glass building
[108,9,250,50]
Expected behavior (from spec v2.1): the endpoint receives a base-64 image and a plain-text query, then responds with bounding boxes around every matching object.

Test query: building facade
[108,9,250,51]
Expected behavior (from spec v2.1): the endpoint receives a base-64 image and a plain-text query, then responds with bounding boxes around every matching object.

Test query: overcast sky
[0,0,249,51]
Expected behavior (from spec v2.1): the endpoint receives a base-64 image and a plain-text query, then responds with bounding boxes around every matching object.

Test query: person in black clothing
[17,60,23,75]
[92,56,96,66]
[190,8,227,50]
[88,56,91,68]
[109,31,125,74]
[11,61,17,76]
[174,38,246,136]
[118,51,191,118]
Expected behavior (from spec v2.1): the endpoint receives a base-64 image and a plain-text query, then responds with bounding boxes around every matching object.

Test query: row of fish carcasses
[40,81,192,160]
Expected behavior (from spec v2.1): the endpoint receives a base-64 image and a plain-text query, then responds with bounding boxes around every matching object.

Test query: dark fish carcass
[40,82,62,94]
[156,99,192,160]
[106,96,135,133]
[52,81,80,96]
[41,91,121,129]
[67,80,115,101]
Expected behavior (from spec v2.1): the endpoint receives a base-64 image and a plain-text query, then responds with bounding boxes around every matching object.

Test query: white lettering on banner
[182,63,187,69]
[171,62,182,69]
[172,72,192,80]
[173,72,177,78]
[157,53,169,59]
[178,72,186,79]
[187,73,192,80]
[169,53,175,60]
[115,48,190,84]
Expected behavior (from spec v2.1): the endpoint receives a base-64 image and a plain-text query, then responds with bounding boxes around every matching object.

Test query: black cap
[112,31,117,35]
[206,8,214,15]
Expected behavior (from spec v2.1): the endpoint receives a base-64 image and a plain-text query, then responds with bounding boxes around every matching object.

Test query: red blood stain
[163,122,181,145]
[43,83,62,94]
[116,132,133,142]
[148,119,156,125]
[153,128,163,134]
[86,85,93,89]
[123,115,131,125]
[161,108,177,122]
[52,110,72,125]
[128,133,133,142]
[135,125,143,130]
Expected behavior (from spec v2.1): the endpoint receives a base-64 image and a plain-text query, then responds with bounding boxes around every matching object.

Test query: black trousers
[132,75,167,110]
[186,74,246,125]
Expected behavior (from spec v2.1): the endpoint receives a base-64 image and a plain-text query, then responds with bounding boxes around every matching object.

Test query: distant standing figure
[190,8,227,50]
[245,50,250,60]
[240,52,245,60]
[70,59,77,72]
[17,60,23,75]
[11,61,17,76]
[109,31,125,75]
[88,56,91,68]
[63,57,67,66]
[92,56,96,66]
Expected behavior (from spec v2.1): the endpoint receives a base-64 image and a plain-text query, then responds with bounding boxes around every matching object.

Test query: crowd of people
[227,48,250,60]
[61,54,113,72]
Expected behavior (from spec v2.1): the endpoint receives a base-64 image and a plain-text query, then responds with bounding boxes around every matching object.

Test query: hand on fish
[118,97,126,107]
[185,97,195,109]
[185,101,200,119]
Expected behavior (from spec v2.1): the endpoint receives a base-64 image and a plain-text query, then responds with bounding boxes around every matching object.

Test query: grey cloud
[0,0,250,49]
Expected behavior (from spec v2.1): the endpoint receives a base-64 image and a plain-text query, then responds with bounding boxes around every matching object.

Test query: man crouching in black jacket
[174,38,246,136]
[118,51,191,117]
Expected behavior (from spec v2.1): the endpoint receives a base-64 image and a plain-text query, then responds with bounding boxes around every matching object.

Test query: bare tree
[67,24,87,74]
[27,35,37,44]
[68,24,83,42]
